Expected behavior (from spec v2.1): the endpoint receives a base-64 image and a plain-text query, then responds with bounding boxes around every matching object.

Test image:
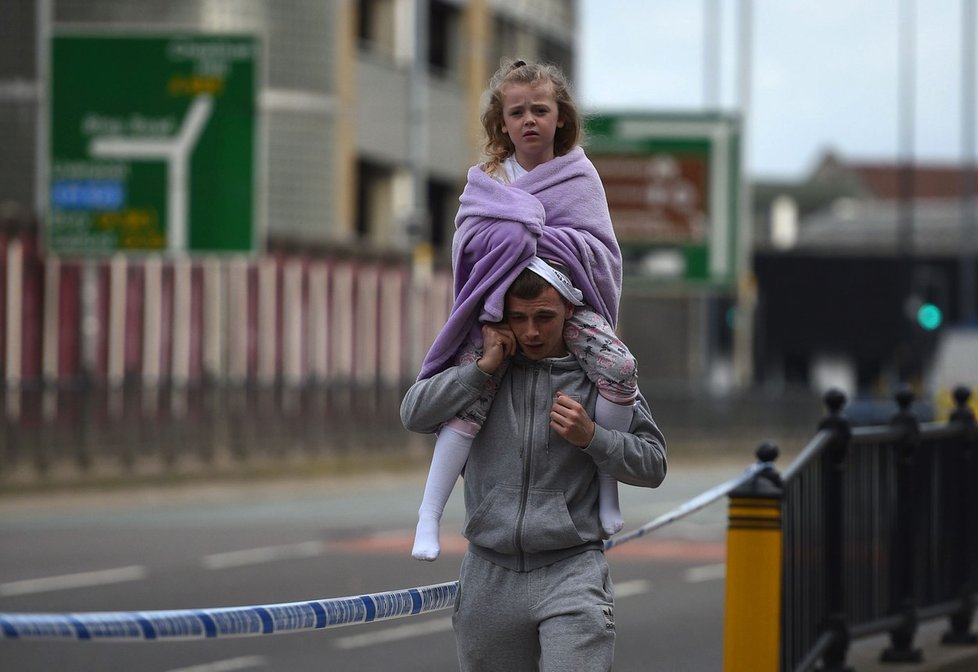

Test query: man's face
[505,286,574,360]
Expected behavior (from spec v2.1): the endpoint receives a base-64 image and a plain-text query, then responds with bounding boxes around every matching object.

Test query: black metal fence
[1,380,826,487]
[780,386,978,671]
[0,382,413,484]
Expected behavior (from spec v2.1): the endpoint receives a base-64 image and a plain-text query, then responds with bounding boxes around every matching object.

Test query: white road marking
[202,541,326,570]
[0,565,147,597]
[614,578,653,598]
[684,563,726,583]
[333,616,454,650]
[163,655,267,672]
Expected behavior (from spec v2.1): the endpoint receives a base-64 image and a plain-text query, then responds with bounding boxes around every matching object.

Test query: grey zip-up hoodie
[401,353,667,572]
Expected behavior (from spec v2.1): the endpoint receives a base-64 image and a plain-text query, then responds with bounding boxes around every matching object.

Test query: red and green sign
[586,113,741,286]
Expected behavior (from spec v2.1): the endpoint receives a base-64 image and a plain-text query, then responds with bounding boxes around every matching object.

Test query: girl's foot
[412,515,441,561]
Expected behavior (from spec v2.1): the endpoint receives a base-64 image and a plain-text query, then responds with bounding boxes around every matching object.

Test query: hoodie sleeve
[582,393,667,488]
[401,362,493,434]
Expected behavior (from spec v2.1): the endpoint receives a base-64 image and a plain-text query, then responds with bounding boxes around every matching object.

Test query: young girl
[412,59,639,561]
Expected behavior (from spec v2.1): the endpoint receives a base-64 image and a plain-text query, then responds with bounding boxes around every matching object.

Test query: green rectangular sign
[586,113,741,286]
[48,33,258,255]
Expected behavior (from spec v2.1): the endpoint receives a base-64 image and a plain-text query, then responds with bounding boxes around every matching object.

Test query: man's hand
[551,391,596,448]
[477,322,516,374]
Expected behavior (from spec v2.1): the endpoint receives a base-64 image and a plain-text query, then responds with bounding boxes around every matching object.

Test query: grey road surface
[0,461,742,671]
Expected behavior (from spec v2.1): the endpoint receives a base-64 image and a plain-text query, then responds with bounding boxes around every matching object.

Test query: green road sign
[48,33,258,255]
[585,113,742,286]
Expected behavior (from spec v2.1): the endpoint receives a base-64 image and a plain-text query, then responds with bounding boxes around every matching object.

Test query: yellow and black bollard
[723,442,784,672]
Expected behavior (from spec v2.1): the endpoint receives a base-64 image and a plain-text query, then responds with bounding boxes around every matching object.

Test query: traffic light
[916,302,943,331]
[907,266,949,333]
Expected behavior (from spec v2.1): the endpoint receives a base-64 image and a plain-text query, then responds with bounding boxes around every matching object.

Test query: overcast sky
[578,0,969,180]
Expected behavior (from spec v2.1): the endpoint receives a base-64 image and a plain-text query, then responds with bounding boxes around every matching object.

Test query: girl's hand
[477,323,516,373]
[551,391,596,448]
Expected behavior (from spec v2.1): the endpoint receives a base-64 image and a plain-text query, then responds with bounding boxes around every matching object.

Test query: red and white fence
[1,229,453,390]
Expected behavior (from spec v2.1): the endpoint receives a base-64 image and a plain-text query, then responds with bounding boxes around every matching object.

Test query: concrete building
[0,0,580,390]
[0,0,577,259]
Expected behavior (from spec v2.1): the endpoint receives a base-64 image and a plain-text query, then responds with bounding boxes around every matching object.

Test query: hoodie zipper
[513,364,539,572]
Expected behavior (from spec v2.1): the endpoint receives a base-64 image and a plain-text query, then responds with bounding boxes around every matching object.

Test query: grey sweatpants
[452,550,616,672]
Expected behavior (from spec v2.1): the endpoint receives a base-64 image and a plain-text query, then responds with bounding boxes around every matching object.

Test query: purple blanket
[418,147,622,380]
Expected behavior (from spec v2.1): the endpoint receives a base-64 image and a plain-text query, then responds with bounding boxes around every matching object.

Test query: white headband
[526,257,584,306]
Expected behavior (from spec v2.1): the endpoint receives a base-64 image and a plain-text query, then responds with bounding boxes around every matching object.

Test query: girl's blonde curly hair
[480,59,583,177]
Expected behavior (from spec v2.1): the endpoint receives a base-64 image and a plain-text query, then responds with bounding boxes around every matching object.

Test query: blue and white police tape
[604,461,768,551]
[0,462,766,642]
[0,582,457,641]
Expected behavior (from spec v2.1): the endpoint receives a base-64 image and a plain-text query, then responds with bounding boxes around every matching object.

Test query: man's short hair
[507,267,550,300]
[506,261,575,305]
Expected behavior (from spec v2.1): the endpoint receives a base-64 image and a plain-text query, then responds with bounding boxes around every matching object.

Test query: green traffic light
[725,306,737,329]
[917,303,943,330]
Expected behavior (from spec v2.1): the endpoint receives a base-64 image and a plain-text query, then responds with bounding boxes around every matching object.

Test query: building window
[428,0,461,77]
[427,178,459,251]
[357,160,394,241]
[539,36,573,75]
[358,0,396,55]
[491,17,520,68]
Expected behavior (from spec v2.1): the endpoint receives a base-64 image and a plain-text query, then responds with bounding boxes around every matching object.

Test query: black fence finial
[895,384,915,413]
[951,386,975,424]
[756,441,779,464]
[824,388,847,416]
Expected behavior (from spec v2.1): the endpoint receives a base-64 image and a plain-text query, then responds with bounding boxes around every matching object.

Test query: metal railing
[724,386,978,671]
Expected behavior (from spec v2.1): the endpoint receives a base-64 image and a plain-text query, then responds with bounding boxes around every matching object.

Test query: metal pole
[898,0,916,256]
[942,386,978,644]
[409,0,430,246]
[881,387,924,662]
[703,0,721,109]
[35,0,51,219]
[722,443,783,672]
[896,0,917,383]
[408,0,432,376]
[732,0,754,389]
[961,0,977,325]
[818,390,855,669]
